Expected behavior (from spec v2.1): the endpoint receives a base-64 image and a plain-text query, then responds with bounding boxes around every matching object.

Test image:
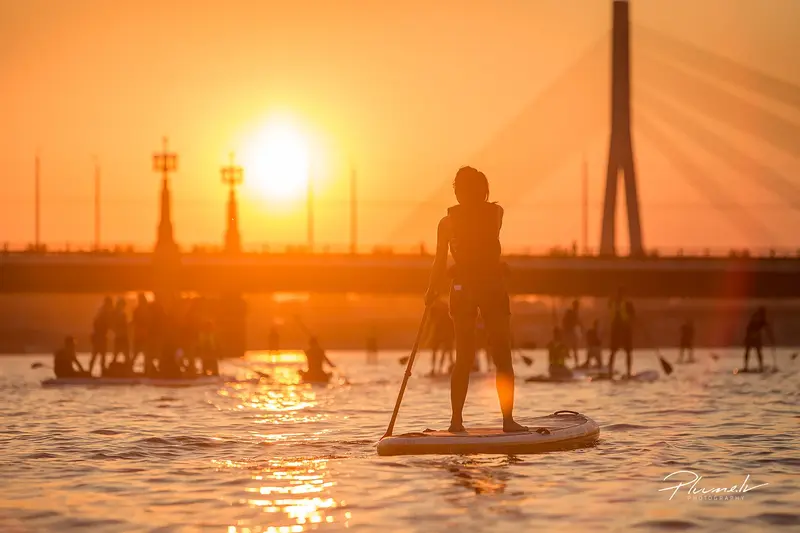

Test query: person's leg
[756,344,764,372]
[743,343,751,370]
[450,317,475,432]
[608,341,618,377]
[482,298,525,432]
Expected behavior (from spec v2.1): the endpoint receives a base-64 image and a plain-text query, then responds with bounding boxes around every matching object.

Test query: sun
[242,118,311,202]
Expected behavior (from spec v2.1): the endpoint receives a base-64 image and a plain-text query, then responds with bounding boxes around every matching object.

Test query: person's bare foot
[448,421,465,433]
[503,419,528,433]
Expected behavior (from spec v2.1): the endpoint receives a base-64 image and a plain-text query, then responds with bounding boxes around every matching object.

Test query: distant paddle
[710,353,720,361]
[791,352,798,361]
[226,360,271,380]
[31,362,49,370]
[641,325,673,376]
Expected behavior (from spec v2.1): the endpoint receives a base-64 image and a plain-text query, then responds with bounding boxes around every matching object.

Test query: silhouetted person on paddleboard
[582,320,603,369]
[268,326,280,353]
[743,307,773,372]
[678,319,695,363]
[562,300,583,365]
[607,287,635,378]
[88,296,113,375]
[427,298,454,376]
[547,327,572,379]
[303,337,335,381]
[425,166,525,433]
[53,336,88,378]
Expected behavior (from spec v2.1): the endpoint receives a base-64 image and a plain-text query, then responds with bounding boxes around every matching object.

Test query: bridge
[2,251,799,299]
[4,1,800,298]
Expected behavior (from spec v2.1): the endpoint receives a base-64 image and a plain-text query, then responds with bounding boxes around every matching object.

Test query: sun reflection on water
[232,458,349,532]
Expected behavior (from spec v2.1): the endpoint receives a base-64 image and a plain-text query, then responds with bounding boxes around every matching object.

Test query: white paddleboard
[377,411,599,456]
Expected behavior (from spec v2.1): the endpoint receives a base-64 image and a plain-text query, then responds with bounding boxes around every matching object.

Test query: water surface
[1,349,797,532]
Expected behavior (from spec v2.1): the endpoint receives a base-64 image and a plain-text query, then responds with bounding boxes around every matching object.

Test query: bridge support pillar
[600,0,644,256]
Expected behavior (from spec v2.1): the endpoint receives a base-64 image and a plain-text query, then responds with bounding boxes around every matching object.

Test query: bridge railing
[3,241,800,259]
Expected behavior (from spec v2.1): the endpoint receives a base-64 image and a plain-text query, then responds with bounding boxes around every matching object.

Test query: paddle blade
[521,355,533,366]
[399,356,410,365]
[660,357,673,376]
[30,362,45,369]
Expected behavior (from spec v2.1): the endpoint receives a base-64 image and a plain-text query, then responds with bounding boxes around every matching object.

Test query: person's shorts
[610,330,632,352]
[449,281,510,321]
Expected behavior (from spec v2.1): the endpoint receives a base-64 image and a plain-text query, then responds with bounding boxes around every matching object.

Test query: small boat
[41,375,251,387]
[377,411,599,456]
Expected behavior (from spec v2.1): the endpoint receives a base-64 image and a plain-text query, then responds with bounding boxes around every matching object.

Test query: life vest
[609,299,631,324]
[447,202,503,280]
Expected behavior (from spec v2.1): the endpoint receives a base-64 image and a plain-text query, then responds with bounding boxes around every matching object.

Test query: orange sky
[2,0,799,253]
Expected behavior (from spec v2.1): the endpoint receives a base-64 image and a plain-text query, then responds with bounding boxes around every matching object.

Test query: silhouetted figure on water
[743,307,774,372]
[302,337,336,382]
[582,320,603,369]
[268,326,280,353]
[131,293,150,370]
[427,298,454,376]
[53,336,88,378]
[366,329,379,364]
[424,166,525,433]
[607,288,635,378]
[562,300,583,365]
[88,296,113,375]
[678,319,695,363]
[547,327,572,379]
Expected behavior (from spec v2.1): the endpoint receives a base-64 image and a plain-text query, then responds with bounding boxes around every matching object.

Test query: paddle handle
[382,305,431,439]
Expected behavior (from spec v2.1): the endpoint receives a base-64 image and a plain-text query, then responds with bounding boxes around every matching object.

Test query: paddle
[226,360,271,380]
[30,362,49,370]
[382,305,432,439]
[640,324,673,376]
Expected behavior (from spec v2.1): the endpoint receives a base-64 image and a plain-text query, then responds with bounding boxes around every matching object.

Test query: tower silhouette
[153,137,179,258]
[221,152,243,253]
[600,0,644,256]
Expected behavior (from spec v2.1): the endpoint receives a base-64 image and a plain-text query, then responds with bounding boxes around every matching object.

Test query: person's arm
[71,353,86,373]
[425,216,450,305]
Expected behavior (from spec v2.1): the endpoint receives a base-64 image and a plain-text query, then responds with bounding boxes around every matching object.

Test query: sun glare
[242,118,311,202]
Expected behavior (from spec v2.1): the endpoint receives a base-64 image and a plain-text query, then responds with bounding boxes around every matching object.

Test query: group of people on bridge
[54,294,221,379]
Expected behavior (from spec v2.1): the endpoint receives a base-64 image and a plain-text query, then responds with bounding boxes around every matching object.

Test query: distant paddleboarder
[582,320,603,369]
[607,288,635,378]
[742,307,774,372]
[424,166,526,433]
[547,327,572,379]
[678,319,695,363]
[53,336,88,378]
[303,336,335,382]
[562,300,583,365]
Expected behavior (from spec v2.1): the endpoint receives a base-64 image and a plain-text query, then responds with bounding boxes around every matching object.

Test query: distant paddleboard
[377,411,599,456]
[41,375,247,387]
[619,370,660,382]
[525,372,592,383]
[733,367,778,375]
